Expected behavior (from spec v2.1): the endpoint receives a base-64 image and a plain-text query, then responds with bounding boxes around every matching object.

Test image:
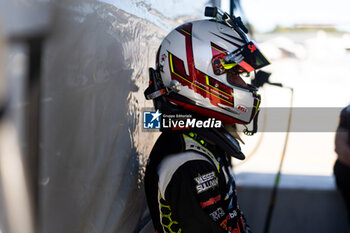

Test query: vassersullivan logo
[143,110,222,129]
[143,110,162,129]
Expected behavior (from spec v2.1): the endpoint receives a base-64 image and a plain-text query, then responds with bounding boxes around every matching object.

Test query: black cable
[230,0,236,16]
[230,0,256,40]
[263,87,294,233]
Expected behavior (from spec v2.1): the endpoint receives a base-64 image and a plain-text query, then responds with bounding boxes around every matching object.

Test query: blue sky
[222,0,350,32]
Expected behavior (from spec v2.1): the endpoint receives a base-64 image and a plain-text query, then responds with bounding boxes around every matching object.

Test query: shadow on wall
[39,1,170,233]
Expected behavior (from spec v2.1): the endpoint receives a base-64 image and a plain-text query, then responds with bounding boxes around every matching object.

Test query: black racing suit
[334,105,350,224]
[144,130,251,233]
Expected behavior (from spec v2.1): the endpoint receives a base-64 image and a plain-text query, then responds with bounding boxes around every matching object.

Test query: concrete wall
[39,1,208,233]
[0,1,209,233]
[236,173,349,233]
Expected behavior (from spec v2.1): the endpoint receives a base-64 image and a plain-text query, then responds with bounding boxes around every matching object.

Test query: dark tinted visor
[237,41,270,72]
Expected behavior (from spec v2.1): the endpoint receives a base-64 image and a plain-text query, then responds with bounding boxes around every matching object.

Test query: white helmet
[145,8,270,125]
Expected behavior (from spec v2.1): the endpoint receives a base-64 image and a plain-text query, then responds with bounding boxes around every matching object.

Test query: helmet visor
[225,41,270,73]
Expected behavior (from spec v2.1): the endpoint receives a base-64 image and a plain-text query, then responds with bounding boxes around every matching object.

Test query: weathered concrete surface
[38,1,206,233]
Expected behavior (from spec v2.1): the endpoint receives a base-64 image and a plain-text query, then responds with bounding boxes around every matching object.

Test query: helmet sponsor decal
[248,43,257,53]
[237,105,247,113]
